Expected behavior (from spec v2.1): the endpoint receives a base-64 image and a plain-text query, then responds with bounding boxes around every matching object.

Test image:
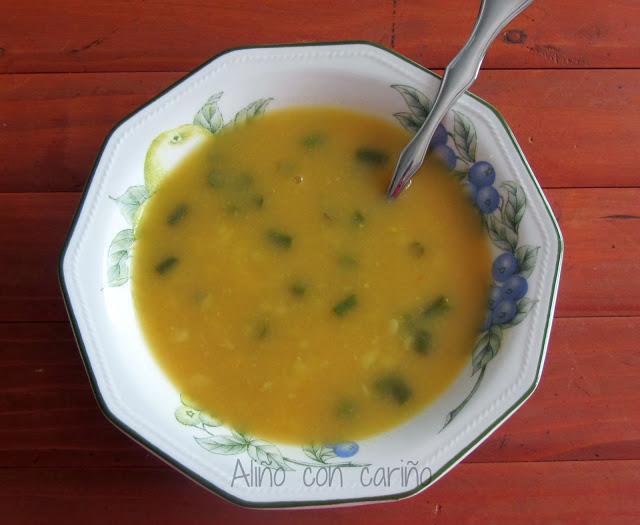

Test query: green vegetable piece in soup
[412,329,432,354]
[401,312,417,333]
[423,295,451,317]
[408,241,425,258]
[335,399,358,419]
[333,294,357,317]
[355,147,389,166]
[290,281,307,298]
[352,210,366,226]
[252,194,265,209]
[374,374,412,405]
[322,210,336,223]
[193,290,211,304]
[338,254,358,269]
[225,203,241,216]
[302,132,327,149]
[167,203,188,225]
[156,256,178,275]
[207,169,226,189]
[266,229,293,250]
[253,320,270,341]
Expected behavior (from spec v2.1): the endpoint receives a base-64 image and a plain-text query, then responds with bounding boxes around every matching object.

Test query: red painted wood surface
[1,0,639,523]
[395,0,640,69]
[1,1,638,73]
[1,461,638,524]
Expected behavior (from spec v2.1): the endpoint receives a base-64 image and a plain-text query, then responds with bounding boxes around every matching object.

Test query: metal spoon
[387,0,534,199]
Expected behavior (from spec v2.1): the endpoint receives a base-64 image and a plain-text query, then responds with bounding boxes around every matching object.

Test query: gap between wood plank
[3,67,640,77]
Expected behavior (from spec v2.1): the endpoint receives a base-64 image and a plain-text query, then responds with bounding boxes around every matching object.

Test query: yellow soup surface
[132,107,492,444]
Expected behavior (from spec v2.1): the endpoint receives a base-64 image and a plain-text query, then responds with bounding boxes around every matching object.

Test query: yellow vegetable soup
[132,107,492,444]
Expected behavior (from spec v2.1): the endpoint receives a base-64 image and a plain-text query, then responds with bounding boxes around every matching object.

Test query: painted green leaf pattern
[302,447,319,462]
[107,187,145,287]
[445,324,504,428]
[393,111,423,133]
[246,440,293,471]
[486,213,518,252]
[472,324,503,375]
[107,229,134,287]
[193,92,224,133]
[110,185,148,226]
[302,444,337,464]
[233,98,274,126]
[501,181,526,233]
[452,110,477,163]
[391,84,431,120]
[443,366,487,428]
[515,245,540,278]
[195,434,250,455]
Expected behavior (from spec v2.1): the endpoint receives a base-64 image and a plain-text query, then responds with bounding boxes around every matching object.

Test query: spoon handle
[387,0,534,199]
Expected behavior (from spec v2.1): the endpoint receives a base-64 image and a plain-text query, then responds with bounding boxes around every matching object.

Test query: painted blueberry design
[392,84,540,427]
[330,441,360,458]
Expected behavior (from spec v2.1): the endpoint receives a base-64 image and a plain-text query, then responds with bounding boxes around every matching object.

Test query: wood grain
[0,461,638,524]
[0,0,392,74]
[1,70,639,193]
[0,73,172,193]
[396,0,640,70]
[1,189,639,322]
[470,316,640,463]
[548,189,640,317]
[1,317,638,469]
[0,193,79,322]
[1,1,639,74]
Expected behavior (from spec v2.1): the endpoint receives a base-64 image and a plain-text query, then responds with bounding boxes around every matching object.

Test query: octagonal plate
[60,42,563,508]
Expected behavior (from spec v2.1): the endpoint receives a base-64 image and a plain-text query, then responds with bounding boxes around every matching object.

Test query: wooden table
[1,1,639,523]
